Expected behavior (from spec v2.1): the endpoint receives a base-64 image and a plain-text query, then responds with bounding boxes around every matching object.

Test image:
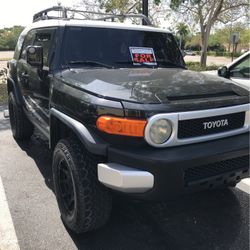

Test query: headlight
[148,119,172,144]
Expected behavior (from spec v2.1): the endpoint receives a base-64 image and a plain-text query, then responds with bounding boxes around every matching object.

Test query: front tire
[8,92,34,140]
[52,138,112,233]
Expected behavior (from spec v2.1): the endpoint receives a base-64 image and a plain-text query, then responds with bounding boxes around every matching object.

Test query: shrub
[185,61,222,71]
[207,51,216,56]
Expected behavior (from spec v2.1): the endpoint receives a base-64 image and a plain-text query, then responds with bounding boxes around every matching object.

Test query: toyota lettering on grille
[203,119,229,130]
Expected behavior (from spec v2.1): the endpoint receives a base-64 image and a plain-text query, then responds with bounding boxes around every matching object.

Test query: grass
[0,58,11,61]
[186,61,222,72]
[191,51,243,58]
[0,76,8,104]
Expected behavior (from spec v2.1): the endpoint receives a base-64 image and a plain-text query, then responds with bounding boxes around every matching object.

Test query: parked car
[7,6,249,234]
[204,51,250,90]
[184,50,196,56]
[218,51,250,90]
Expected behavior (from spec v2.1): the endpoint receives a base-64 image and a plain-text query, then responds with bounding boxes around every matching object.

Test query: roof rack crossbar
[96,14,152,25]
[32,6,153,26]
[33,6,68,22]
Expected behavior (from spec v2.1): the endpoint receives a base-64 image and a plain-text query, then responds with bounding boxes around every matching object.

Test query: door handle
[20,72,30,86]
[21,72,29,78]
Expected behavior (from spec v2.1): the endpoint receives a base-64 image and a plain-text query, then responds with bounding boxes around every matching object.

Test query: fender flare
[50,108,108,156]
[7,77,24,105]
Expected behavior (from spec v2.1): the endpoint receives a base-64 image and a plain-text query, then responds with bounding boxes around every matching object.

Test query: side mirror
[26,46,43,68]
[218,66,229,78]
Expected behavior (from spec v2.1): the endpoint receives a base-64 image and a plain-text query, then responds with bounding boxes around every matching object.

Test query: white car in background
[204,51,250,90]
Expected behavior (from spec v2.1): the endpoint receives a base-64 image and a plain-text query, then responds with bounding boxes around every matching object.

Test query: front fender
[7,76,24,106]
[50,108,108,156]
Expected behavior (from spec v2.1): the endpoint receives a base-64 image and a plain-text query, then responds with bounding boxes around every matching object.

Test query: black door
[17,29,36,109]
[18,28,57,137]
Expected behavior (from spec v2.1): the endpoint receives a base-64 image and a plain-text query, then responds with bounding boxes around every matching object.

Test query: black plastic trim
[50,108,108,155]
[7,76,24,105]
[107,133,249,200]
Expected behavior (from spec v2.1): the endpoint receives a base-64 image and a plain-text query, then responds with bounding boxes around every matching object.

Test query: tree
[170,0,249,66]
[97,0,163,14]
[101,0,140,14]
[0,26,24,50]
[76,0,169,25]
[175,23,189,49]
[185,34,201,51]
[208,22,249,52]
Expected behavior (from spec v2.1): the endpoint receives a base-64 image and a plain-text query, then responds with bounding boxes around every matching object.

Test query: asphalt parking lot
[0,104,249,250]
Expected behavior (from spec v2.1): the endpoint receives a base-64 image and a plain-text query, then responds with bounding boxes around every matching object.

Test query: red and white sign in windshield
[129,47,157,66]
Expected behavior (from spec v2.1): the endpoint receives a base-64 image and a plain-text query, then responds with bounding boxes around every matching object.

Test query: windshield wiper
[116,60,185,69]
[116,61,157,68]
[68,60,114,69]
[156,60,186,69]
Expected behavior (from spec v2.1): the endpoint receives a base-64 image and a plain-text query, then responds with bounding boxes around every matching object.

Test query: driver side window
[20,30,36,60]
[230,55,250,79]
[33,31,53,67]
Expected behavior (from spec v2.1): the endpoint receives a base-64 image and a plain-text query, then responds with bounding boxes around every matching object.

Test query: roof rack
[32,6,152,26]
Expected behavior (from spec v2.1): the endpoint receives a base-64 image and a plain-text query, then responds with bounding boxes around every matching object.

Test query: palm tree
[176,23,189,49]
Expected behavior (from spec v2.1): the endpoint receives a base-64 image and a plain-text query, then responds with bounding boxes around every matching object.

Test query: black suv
[7,7,249,233]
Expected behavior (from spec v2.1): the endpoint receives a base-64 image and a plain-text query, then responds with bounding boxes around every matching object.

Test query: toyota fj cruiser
[7,6,249,233]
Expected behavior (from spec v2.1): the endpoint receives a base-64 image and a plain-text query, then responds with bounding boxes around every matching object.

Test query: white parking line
[237,178,250,194]
[0,176,20,250]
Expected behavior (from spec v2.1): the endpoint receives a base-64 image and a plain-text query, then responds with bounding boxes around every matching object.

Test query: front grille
[184,156,249,186]
[178,112,245,139]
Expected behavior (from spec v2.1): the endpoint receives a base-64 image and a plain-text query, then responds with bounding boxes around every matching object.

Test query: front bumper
[98,133,249,201]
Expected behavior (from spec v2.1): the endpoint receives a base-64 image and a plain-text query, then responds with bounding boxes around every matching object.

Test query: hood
[61,68,248,104]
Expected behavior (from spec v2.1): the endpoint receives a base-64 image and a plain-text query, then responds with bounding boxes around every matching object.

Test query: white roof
[22,19,171,36]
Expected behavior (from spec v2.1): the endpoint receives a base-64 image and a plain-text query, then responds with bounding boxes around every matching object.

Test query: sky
[0,0,173,30]
[1,1,247,32]
[0,0,76,29]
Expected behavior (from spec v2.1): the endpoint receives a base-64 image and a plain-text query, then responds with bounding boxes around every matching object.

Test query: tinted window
[14,34,25,60]
[20,30,36,59]
[230,55,250,79]
[34,30,55,66]
[62,27,184,68]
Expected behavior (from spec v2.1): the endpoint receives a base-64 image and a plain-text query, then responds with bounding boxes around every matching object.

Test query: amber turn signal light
[96,116,147,137]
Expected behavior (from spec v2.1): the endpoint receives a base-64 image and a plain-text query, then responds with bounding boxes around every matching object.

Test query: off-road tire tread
[8,92,34,139]
[53,138,112,233]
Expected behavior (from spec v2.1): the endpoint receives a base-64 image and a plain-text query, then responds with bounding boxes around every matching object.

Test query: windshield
[62,26,185,69]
